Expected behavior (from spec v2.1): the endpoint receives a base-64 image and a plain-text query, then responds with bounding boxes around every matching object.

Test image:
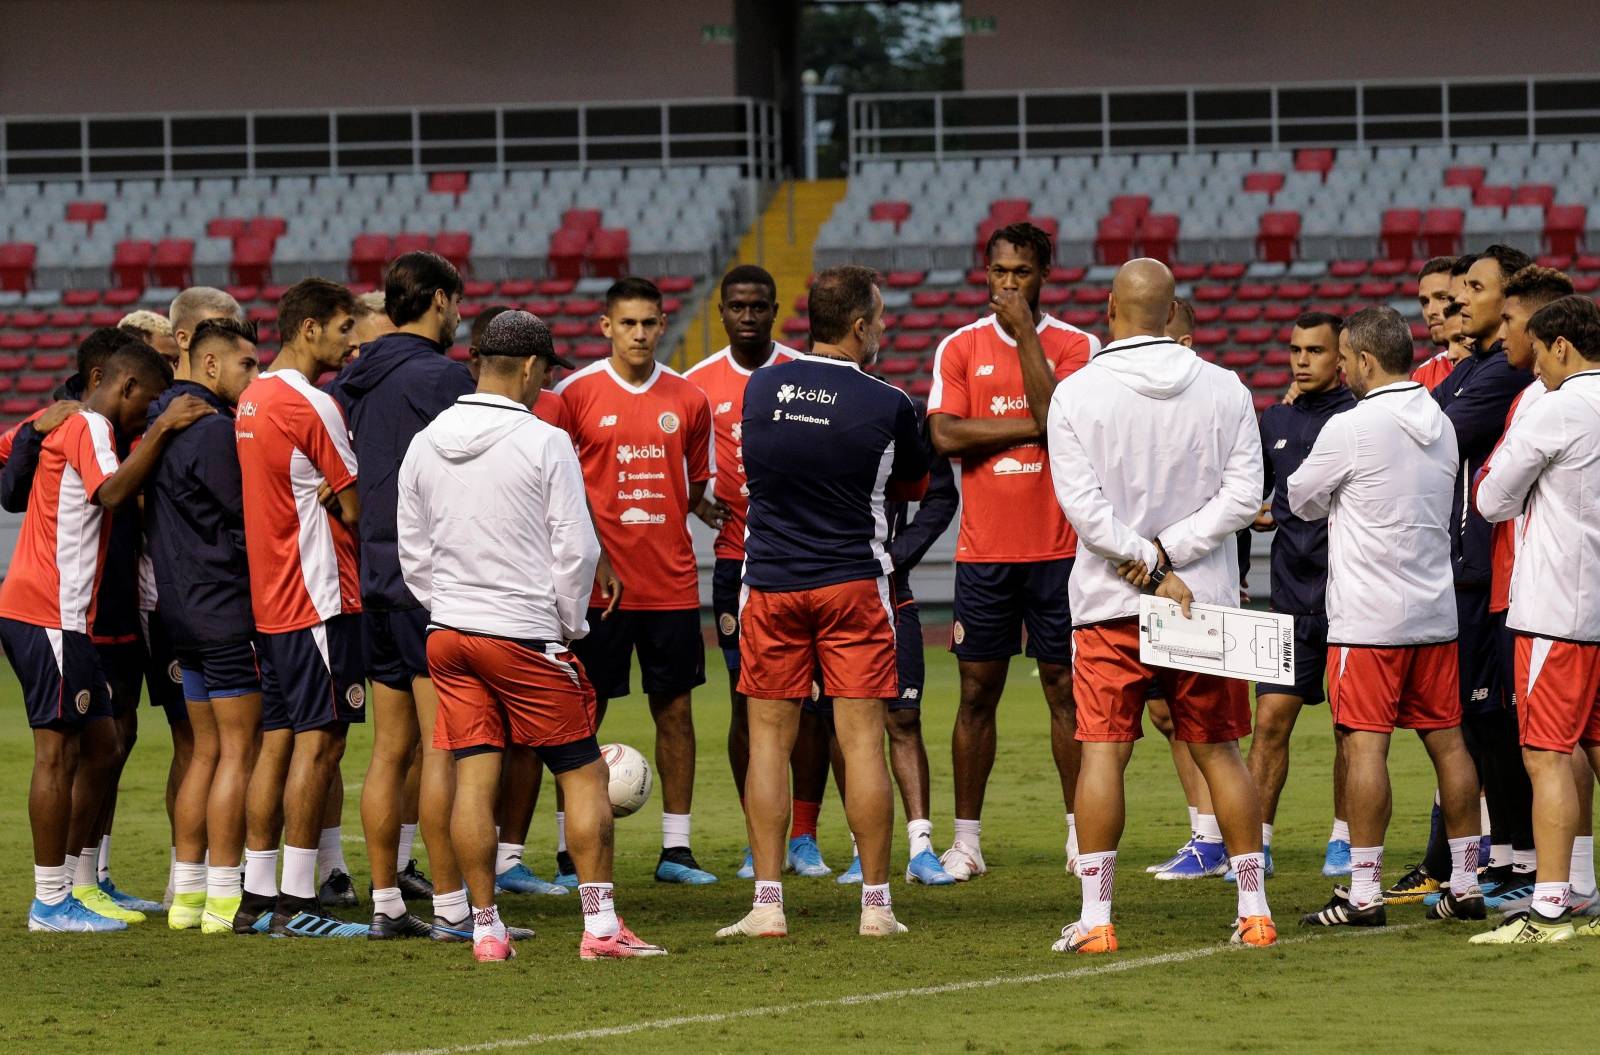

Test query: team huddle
[3,220,1597,961]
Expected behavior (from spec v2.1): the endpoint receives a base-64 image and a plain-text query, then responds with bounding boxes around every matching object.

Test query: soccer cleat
[1154,840,1228,880]
[655,847,718,885]
[837,856,863,885]
[715,904,788,939]
[167,890,206,930]
[496,863,570,896]
[318,870,359,909]
[1381,864,1440,905]
[1485,879,1536,913]
[736,848,755,881]
[1569,888,1600,917]
[1468,910,1575,945]
[1231,915,1278,947]
[1146,838,1196,874]
[553,851,579,890]
[269,897,366,938]
[28,896,129,933]
[231,893,277,934]
[201,895,242,935]
[906,849,957,885]
[1052,922,1118,954]
[1322,839,1352,877]
[1224,847,1275,884]
[939,840,986,881]
[859,905,908,936]
[473,933,516,962]
[431,917,536,943]
[1300,887,1386,927]
[99,878,161,913]
[368,911,433,940]
[1426,888,1486,921]
[73,885,146,923]
[1577,915,1600,937]
[581,918,667,959]
[786,835,832,877]
[397,860,434,901]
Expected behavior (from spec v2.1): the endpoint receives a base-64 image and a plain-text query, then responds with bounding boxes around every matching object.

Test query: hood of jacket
[333,331,450,399]
[426,395,534,462]
[1365,381,1446,446]
[1092,335,1203,399]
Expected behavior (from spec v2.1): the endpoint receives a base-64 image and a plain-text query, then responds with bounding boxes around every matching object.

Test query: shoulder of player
[682,348,730,380]
[934,317,988,357]
[552,359,610,396]
[1039,314,1099,350]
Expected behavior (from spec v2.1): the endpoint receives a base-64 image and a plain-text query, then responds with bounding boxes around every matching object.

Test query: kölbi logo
[989,394,1028,415]
[616,443,665,464]
[777,383,836,405]
[620,507,667,525]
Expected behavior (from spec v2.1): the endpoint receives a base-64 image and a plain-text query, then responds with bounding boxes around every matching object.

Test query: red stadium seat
[988,199,1031,224]
[1264,303,1301,322]
[561,209,604,236]
[462,279,495,298]
[231,237,275,286]
[1192,327,1228,347]
[0,243,38,292]
[1420,208,1464,256]
[547,228,589,281]
[878,357,919,375]
[880,314,900,332]
[60,289,100,307]
[1062,309,1100,328]
[522,299,562,317]
[1072,286,1108,306]
[1514,184,1556,210]
[1049,266,1087,284]
[1235,284,1273,302]
[1223,305,1263,323]
[261,283,290,302]
[65,201,108,225]
[1369,259,1409,278]
[1410,322,1431,342]
[2,397,45,416]
[46,310,86,329]
[953,289,989,307]
[247,216,287,242]
[1546,206,1588,256]
[870,201,912,229]
[429,171,470,197]
[1275,281,1314,301]
[781,317,809,336]
[911,290,950,308]
[891,333,933,353]
[588,229,630,278]
[1358,280,1398,298]
[886,271,926,289]
[1171,263,1207,281]
[899,312,940,331]
[1574,274,1600,293]
[908,377,934,398]
[1379,210,1421,260]
[1221,349,1260,369]
[17,376,56,394]
[1095,214,1137,265]
[1473,185,1513,211]
[207,217,247,240]
[550,320,591,339]
[33,351,70,371]
[657,276,694,294]
[1294,148,1334,176]
[0,334,33,352]
[564,298,604,317]
[1138,213,1180,264]
[574,340,610,361]
[1234,325,1273,344]
[392,233,433,257]
[1193,284,1233,303]
[499,279,536,297]
[1264,348,1293,367]
[1109,195,1151,221]
[1256,211,1302,263]
[1208,263,1247,280]
[1443,166,1485,190]
[349,234,393,284]
[447,344,470,362]
[537,278,576,296]
[1039,287,1071,306]
[939,310,976,330]
[0,355,24,372]
[102,288,139,307]
[111,240,154,290]
[1029,215,1059,242]
[88,309,123,327]
[1328,260,1368,278]
[1253,368,1291,390]
[1242,172,1285,198]
[152,239,195,288]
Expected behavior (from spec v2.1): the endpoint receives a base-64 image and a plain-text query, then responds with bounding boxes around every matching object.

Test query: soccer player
[928,221,1098,880]
[555,277,717,885]
[1248,313,1356,878]
[1290,307,1483,928]
[234,278,368,937]
[331,252,475,936]
[398,309,665,961]
[1475,294,1600,942]
[684,266,833,880]
[144,317,264,932]
[350,290,397,349]
[117,310,181,373]
[1047,259,1272,954]
[0,343,211,931]
[1411,256,1459,389]
[720,265,928,939]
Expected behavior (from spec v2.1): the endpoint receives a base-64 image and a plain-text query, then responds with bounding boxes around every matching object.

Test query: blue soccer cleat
[655,847,718,885]
[736,847,755,880]
[1147,837,1197,874]
[99,878,161,914]
[270,908,369,938]
[837,856,863,885]
[1485,879,1536,913]
[28,895,129,933]
[1154,839,1229,880]
[1224,846,1274,884]
[905,848,957,885]
[496,863,569,896]
[553,851,579,890]
[1322,839,1352,877]
[786,835,831,877]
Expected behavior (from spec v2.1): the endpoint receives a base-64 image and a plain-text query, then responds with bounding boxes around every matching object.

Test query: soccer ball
[602,742,653,818]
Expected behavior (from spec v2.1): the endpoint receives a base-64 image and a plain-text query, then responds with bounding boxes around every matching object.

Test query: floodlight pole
[802,76,843,182]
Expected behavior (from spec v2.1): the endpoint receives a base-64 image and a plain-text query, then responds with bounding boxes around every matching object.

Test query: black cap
[480,309,574,369]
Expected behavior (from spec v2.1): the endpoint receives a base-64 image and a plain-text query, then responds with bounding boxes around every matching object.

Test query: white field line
[378,923,1420,1055]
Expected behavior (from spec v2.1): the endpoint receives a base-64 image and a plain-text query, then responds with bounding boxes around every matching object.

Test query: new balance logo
[1470,687,1490,702]
[975,364,995,376]
[1274,439,1287,449]
[777,383,836,405]
[615,443,665,464]
[989,394,1028,415]
[715,401,733,414]
[598,414,618,427]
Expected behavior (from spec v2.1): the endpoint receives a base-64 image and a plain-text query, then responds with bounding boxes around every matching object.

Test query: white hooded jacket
[1288,380,1459,646]
[397,394,600,643]
[1047,335,1262,626]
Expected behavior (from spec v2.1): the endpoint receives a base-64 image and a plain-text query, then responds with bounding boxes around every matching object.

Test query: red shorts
[1072,619,1251,744]
[1515,634,1600,752]
[1326,642,1460,734]
[737,577,898,701]
[425,628,598,752]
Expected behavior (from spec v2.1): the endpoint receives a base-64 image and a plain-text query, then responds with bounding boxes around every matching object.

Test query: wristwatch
[1148,537,1171,586]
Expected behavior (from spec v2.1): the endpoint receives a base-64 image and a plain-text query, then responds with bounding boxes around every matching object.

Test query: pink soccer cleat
[473,933,516,962]
[580,918,668,960]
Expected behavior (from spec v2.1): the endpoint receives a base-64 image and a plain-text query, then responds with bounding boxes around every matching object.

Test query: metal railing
[849,75,1600,167]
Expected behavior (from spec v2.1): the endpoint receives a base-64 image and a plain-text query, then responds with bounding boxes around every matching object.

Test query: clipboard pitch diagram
[1138,596,1295,683]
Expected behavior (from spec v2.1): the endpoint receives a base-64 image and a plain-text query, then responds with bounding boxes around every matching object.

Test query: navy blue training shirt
[742,355,930,592]
[1259,384,1355,615]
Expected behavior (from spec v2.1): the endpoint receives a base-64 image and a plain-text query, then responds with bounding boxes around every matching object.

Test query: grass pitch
[1,643,1597,1053]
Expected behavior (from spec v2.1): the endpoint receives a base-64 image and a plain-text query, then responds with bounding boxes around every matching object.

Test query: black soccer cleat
[1300,886,1386,928]
[368,910,433,940]
[397,859,434,901]
[232,892,278,935]
[319,869,359,909]
[1426,888,1487,922]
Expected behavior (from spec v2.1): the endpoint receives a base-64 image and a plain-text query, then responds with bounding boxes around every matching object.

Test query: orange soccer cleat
[1231,915,1277,947]
[1052,922,1118,954]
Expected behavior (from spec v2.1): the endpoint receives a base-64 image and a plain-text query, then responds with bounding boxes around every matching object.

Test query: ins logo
[615,443,665,465]
[776,383,836,405]
[992,456,1042,476]
[620,507,668,525]
[989,394,1028,415]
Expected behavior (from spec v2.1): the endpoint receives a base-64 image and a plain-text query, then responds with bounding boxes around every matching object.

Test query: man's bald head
[1108,259,1177,339]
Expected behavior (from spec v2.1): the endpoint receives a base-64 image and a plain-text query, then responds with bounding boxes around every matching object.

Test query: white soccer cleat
[859,905,908,936]
[939,841,986,881]
[714,903,788,939]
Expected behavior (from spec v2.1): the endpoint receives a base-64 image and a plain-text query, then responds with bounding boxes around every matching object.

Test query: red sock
[791,800,821,840]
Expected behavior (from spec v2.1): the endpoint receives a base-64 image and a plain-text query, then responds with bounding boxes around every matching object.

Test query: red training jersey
[683,343,798,560]
[928,314,1097,562]
[0,411,120,633]
[532,388,570,432]
[235,369,363,634]
[1412,351,1457,391]
[554,359,712,610]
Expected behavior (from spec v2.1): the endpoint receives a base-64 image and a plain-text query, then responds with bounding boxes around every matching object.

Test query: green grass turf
[1,645,1598,1053]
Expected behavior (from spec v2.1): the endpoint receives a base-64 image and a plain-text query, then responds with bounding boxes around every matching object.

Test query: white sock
[1531,881,1569,921]
[556,812,568,854]
[1490,843,1512,869]
[98,834,112,883]
[164,846,176,899]
[580,882,619,937]
[281,845,318,900]
[1230,852,1270,918]
[906,819,933,858]
[173,860,207,895]
[434,886,469,925]
[1512,847,1536,874]
[243,848,279,898]
[1349,846,1383,907]
[1330,818,1349,844]
[953,817,982,853]
[495,842,525,876]
[372,885,405,919]
[35,864,68,906]
[754,880,783,909]
[1195,813,1223,844]
[1480,795,1492,834]
[316,827,348,882]
[1077,850,1116,928]
[74,846,99,889]
[662,812,691,850]
[472,903,507,943]
[1066,813,1078,861]
[206,864,242,900]
[1571,836,1596,896]
[396,823,418,870]
[1261,823,1274,849]
[1447,835,1481,897]
[862,882,891,909]
[1187,805,1200,836]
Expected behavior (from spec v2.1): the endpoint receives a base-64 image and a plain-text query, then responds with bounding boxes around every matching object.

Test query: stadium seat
[1256,212,1302,263]
[953,288,988,307]
[870,201,912,230]
[886,270,926,289]
[1514,184,1556,209]
[64,200,108,226]
[1138,213,1180,263]
[988,199,1031,224]
[1443,165,1485,190]
[1474,185,1513,210]
[0,243,38,292]
[429,171,470,197]
[1242,172,1285,198]
[111,241,155,290]
[911,289,951,308]
[1294,148,1335,176]
[537,278,576,296]
[103,288,139,307]
[547,228,589,281]
[561,209,604,236]
[588,229,630,278]
[1379,210,1421,259]
[1109,195,1151,221]
[1095,215,1137,265]
[349,234,392,284]
[207,217,248,240]
[152,239,195,288]
[1420,208,1464,256]
[230,237,274,286]
[1221,349,1260,368]
[1546,205,1588,255]
[891,333,933,353]
[17,375,55,394]
[61,289,99,307]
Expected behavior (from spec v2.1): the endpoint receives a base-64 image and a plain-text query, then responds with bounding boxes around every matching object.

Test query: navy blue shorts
[1457,588,1506,715]
[1254,612,1328,706]
[569,607,706,701]
[177,639,263,701]
[364,607,430,690]
[259,614,367,733]
[951,558,1074,664]
[140,609,187,724]
[0,618,113,729]
[712,557,742,671]
[95,640,147,718]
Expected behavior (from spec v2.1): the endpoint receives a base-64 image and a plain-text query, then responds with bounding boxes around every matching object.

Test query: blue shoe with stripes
[268,898,367,938]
